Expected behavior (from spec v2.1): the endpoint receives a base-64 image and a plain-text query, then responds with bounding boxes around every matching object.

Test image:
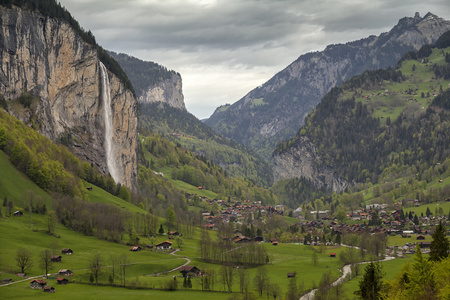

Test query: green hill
[139,101,273,187]
[273,38,450,207]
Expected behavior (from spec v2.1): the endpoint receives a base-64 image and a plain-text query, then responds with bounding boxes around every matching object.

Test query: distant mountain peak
[205,13,450,164]
[108,51,186,111]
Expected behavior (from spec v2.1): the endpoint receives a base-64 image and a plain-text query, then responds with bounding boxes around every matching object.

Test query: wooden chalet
[330,253,336,257]
[58,269,74,276]
[418,241,431,248]
[168,231,181,236]
[51,255,62,262]
[179,266,200,277]
[43,286,55,293]
[129,246,142,252]
[61,248,73,255]
[56,278,68,285]
[287,273,296,278]
[234,236,251,244]
[3,278,12,284]
[155,241,172,250]
[13,211,23,217]
[30,279,46,289]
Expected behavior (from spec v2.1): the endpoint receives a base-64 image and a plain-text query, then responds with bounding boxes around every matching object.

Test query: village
[195,193,450,257]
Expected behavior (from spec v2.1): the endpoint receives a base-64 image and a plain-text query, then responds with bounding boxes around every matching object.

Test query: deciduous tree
[39,249,53,278]
[89,253,103,285]
[16,248,33,273]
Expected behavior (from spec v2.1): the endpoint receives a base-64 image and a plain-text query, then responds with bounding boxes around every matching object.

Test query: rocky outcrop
[273,136,348,193]
[0,6,138,189]
[139,73,185,110]
[206,12,450,163]
[107,51,186,110]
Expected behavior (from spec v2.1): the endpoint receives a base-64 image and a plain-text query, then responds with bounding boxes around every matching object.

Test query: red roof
[30,279,46,284]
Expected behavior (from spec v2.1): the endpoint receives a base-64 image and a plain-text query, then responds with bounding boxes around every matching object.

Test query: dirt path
[0,250,190,286]
[299,256,395,300]
[143,249,191,276]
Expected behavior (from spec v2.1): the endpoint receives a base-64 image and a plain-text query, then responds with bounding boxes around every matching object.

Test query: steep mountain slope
[139,102,273,186]
[108,51,186,110]
[111,53,273,186]
[273,37,450,196]
[0,1,138,188]
[205,13,450,163]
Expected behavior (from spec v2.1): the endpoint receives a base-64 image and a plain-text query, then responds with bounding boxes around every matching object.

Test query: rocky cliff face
[107,51,186,110]
[0,6,138,189]
[138,73,185,110]
[206,12,450,164]
[273,136,348,192]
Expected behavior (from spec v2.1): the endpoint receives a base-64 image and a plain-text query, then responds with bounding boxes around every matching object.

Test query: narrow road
[144,249,191,276]
[0,250,190,286]
[299,256,395,300]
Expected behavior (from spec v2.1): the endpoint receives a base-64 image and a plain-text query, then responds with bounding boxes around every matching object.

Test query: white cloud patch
[59,0,450,119]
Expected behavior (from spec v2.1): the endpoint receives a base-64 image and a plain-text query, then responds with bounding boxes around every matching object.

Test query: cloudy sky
[58,0,450,119]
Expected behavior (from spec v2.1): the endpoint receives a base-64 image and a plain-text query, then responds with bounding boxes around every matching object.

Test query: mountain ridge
[205,12,450,164]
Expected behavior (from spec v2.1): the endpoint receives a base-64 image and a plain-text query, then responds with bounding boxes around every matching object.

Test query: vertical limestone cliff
[0,6,138,189]
[138,73,185,110]
[107,51,186,110]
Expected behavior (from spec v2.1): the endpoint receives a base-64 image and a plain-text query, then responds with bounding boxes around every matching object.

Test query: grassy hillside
[139,102,273,187]
[0,151,51,207]
[273,44,450,208]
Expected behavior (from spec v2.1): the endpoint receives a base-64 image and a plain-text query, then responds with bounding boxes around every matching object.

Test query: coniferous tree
[429,221,449,262]
[355,262,384,300]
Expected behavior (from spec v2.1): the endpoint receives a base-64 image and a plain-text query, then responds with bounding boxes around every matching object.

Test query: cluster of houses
[197,197,285,230]
[29,276,70,293]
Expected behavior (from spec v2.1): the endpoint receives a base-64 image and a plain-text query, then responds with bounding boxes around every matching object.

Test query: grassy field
[343,47,450,126]
[344,255,415,299]
[403,201,450,217]
[1,149,418,299]
[0,151,51,207]
[0,206,367,299]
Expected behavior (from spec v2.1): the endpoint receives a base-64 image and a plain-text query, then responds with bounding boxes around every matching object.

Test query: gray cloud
[58,0,450,119]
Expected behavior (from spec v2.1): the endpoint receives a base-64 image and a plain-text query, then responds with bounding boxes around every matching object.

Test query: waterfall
[99,61,120,183]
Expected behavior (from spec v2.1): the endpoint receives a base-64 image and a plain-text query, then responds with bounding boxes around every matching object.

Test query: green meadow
[0,149,413,299]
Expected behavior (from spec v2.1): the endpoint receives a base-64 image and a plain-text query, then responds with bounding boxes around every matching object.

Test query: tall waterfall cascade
[99,62,121,183]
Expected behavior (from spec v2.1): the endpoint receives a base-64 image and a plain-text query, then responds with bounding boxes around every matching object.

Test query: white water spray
[99,61,120,183]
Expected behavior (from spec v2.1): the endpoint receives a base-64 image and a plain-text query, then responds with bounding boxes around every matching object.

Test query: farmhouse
[179,266,200,277]
[418,241,432,248]
[129,246,142,252]
[3,278,12,284]
[43,286,55,293]
[168,231,181,236]
[30,279,46,289]
[57,278,68,285]
[330,253,336,258]
[51,255,62,262]
[14,211,23,217]
[61,248,73,255]
[287,273,296,278]
[58,269,74,276]
[155,241,172,250]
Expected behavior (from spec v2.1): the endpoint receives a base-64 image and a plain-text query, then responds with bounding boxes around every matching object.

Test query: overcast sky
[58,0,450,119]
